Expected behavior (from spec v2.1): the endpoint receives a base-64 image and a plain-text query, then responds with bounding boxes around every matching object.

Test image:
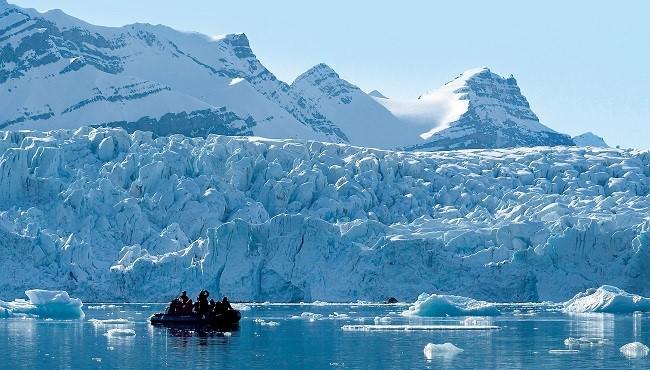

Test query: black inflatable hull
[150,310,241,328]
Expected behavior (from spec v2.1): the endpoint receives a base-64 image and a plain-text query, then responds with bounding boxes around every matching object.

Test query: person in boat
[183,299,193,314]
[179,291,189,304]
[167,298,179,314]
[197,290,211,316]
[222,297,232,311]
[212,299,224,316]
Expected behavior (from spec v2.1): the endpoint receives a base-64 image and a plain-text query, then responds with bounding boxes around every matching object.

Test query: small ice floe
[105,328,136,338]
[619,342,650,358]
[253,319,280,327]
[0,290,84,320]
[549,349,579,355]
[563,286,650,313]
[91,358,102,363]
[87,305,121,310]
[223,332,232,337]
[423,343,463,359]
[402,293,500,317]
[89,318,132,325]
[460,317,492,326]
[328,312,349,319]
[291,312,323,321]
[564,337,608,348]
[374,316,392,324]
[341,324,499,331]
[231,303,251,311]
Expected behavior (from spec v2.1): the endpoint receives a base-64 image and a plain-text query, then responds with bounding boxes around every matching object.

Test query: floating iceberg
[423,343,463,359]
[403,293,500,317]
[0,290,84,320]
[563,286,650,313]
[106,328,136,338]
[253,319,280,327]
[564,337,608,347]
[619,342,649,358]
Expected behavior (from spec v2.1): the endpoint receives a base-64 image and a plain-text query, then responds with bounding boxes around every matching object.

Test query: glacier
[0,127,649,302]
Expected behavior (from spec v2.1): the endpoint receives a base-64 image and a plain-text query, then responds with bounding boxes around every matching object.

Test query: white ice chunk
[563,286,650,313]
[341,324,499,331]
[253,319,279,327]
[291,312,323,321]
[374,316,392,324]
[423,343,463,359]
[0,290,84,320]
[105,328,136,338]
[549,349,579,355]
[564,337,608,347]
[403,293,500,317]
[619,342,650,358]
[89,318,132,325]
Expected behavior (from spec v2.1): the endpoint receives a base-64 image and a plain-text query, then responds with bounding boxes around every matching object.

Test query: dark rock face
[98,108,255,138]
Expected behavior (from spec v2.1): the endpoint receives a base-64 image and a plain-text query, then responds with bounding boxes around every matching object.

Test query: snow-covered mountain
[0,127,648,302]
[0,1,341,141]
[573,132,609,147]
[380,68,575,150]
[0,2,598,150]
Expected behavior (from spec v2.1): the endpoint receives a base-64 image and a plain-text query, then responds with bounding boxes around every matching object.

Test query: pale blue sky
[11,0,650,149]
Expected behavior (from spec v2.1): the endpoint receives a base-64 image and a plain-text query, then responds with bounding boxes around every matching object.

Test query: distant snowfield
[0,127,648,302]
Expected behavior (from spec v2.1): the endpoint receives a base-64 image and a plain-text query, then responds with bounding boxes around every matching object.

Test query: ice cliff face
[1,3,594,150]
[0,127,648,302]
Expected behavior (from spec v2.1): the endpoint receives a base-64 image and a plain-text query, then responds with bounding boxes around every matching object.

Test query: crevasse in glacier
[0,127,649,302]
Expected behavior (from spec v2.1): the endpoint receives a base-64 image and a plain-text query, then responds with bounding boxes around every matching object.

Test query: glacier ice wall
[0,127,649,302]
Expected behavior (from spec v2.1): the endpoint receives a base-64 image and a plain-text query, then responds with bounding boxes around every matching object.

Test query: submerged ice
[0,290,84,320]
[423,343,463,359]
[1,128,650,302]
[403,293,500,317]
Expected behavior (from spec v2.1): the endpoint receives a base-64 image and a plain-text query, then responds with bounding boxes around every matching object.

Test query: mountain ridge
[0,2,601,150]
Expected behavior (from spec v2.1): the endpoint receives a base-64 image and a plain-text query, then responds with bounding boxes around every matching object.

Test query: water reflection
[566,312,615,339]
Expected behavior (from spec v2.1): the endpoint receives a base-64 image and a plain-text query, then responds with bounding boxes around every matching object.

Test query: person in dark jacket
[222,297,232,310]
[197,290,210,316]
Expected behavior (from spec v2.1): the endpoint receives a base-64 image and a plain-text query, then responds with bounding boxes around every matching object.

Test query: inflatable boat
[150,309,241,328]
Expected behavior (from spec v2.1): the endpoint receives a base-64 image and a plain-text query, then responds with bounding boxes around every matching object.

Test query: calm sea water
[1,302,649,369]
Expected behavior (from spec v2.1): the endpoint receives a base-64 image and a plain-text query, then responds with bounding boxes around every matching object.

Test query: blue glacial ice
[0,290,84,320]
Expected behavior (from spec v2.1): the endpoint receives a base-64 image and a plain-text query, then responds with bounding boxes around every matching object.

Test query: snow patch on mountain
[291,63,419,148]
[573,132,609,147]
[368,90,388,99]
[0,128,649,302]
